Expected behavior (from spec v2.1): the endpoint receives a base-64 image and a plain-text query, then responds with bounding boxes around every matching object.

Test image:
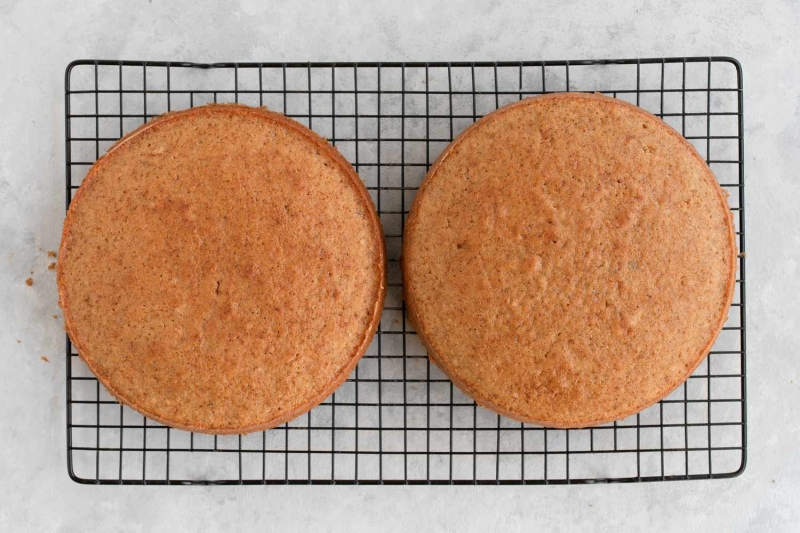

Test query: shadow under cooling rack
[64,58,747,485]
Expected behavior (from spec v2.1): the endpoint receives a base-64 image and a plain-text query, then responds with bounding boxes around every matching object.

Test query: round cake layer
[402,93,736,428]
[58,104,385,434]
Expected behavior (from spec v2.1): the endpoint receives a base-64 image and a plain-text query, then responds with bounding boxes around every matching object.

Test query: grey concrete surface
[0,0,798,531]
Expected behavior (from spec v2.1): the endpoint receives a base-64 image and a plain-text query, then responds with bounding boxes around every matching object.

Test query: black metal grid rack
[64,58,746,485]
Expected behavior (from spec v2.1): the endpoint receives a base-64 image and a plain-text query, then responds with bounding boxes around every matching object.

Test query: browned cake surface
[402,93,736,428]
[58,105,385,434]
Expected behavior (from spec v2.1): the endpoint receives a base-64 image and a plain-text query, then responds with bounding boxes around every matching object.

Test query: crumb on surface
[53,315,58,319]
[41,356,49,363]
[738,252,747,258]
[48,262,56,270]
[47,251,57,258]
[25,277,33,286]
[17,340,21,344]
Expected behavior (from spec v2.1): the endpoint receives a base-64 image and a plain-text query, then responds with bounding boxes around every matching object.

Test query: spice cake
[58,104,386,434]
[402,92,736,428]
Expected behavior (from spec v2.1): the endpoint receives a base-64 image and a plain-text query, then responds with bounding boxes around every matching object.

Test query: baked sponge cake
[58,104,385,434]
[402,93,736,428]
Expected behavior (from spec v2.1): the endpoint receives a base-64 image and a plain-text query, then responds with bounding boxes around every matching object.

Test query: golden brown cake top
[402,93,736,428]
[58,104,385,434]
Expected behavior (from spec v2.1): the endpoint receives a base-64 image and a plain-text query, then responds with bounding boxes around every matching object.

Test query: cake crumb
[47,251,57,258]
[25,277,33,286]
[17,340,21,344]
[53,315,59,319]
[41,356,49,363]
[48,262,56,270]
[738,252,747,258]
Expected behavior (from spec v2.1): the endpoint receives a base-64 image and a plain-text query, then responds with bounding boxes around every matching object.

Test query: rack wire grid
[64,57,746,485]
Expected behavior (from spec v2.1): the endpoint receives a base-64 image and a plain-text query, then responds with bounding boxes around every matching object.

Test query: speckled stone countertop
[0,1,797,531]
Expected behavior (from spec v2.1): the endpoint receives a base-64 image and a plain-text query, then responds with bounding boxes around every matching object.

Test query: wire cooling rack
[64,58,746,485]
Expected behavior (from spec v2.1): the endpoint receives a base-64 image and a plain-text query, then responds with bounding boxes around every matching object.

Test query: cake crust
[402,93,736,428]
[58,104,386,434]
